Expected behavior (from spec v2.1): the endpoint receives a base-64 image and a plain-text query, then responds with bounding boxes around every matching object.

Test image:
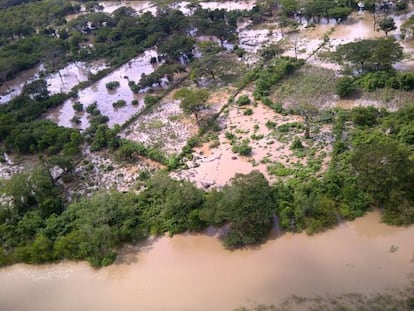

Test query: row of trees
[329,37,414,97]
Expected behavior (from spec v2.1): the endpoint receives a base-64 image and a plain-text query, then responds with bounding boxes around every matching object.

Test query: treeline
[0,0,245,87]
[1,104,413,267]
[330,37,414,97]
[0,0,41,9]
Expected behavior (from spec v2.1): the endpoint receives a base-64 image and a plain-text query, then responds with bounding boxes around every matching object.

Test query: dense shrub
[335,76,355,98]
[236,95,251,105]
[105,81,120,90]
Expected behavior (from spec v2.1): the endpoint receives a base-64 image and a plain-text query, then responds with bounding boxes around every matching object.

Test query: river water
[0,211,412,311]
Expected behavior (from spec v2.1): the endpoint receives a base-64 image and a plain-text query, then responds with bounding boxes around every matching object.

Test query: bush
[357,71,394,91]
[112,100,126,108]
[105,81,120,90]
[86,102,98,114]
[335,77,355,98]
[232,141,252,156]
[244,108,253,115]
[234,48,245,58]
[72,102,83,112]
[236,95,251,105]
[290,137,304,149]
[71,116,81,124]
[351,106,379,127]
[265,120,276,129]
[144,95,159,108]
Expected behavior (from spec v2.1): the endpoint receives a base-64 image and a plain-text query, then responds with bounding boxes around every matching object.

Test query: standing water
[0,211,412,311]
[47,49,158,129]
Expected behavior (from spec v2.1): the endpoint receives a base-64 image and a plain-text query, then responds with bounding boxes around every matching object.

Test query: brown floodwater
[0,62,107,105]
[0,211,412,311]
[47,49,158,129]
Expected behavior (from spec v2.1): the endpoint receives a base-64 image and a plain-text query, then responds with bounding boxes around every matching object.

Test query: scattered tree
[173,88,209,125]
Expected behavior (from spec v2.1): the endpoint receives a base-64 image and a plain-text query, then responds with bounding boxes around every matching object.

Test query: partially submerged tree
[174,88,209,125]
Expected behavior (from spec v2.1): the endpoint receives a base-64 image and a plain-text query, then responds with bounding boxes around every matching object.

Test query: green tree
[333,38,403,73]
[280,0,299,17]
[201,171,274,248]
[378,17,397,36]
[173,88,209,125]
[190,42,222,83]
[335,76,355,98]
[139,173,204,234]
[348,136,414,207]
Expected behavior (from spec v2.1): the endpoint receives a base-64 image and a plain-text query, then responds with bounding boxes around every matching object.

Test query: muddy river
[0,211,412,311]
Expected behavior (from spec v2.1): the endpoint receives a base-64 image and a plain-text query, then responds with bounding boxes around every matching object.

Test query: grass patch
[267,162,294,177]
[147,120,165,130]
[271,65,336,108]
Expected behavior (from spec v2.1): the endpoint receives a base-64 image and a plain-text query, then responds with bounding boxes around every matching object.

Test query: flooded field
[0,211,412,311]
[99,0,255,15]
[48,49,158,129]
[0,62,106,105]
[99,1,157,15]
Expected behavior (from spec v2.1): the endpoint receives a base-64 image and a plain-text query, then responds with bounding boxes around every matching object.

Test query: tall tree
[333,38,403,73]
[173,88,209,125]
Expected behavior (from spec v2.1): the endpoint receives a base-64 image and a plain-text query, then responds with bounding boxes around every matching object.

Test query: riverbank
[0,211,412,311]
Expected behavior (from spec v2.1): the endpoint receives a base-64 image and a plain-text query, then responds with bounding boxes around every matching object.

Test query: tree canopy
[333,38,403,73]
[174,88,209,125]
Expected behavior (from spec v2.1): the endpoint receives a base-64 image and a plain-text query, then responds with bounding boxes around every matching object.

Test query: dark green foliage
[105,81,120,90]
[274,179,339,234]
[351,106,379,127]
[112,99,126,108]
[201,171,274,248]
[138,173,204,235]
[254,57,304,98]
[335,76,355,98]
[71,115,81,124]
[356,70,414,91]
[174,87,209,125]
[0,35,68,85]
[4,120,81,155]
[22,79,49,100]
[2,166,62,217]
[232,141,252,156]
[277,122,304,132]
[236,95,251,106]
[378,17,397,36]
[86,102,98,114]
[54,191,145,266]
[333,38,403,73]
[348,136,413,207]
[72,102,83,112]
[290,137,304,149]
[138,64,186,91]
[243,108,253,115]
[265,120,276,129]
[116,140,167,164]
[86,124,119,152]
